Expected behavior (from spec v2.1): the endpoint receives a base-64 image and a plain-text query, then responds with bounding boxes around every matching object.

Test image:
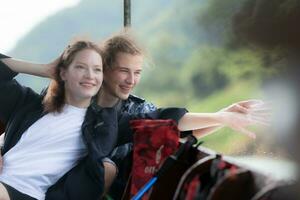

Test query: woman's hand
[1,55,61,78]
[45,56,61,78]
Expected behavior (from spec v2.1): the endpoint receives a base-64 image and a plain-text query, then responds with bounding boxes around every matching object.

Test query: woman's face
[60,49,103,107]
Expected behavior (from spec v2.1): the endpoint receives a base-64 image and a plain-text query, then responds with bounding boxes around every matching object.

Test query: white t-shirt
[0,104,88,200]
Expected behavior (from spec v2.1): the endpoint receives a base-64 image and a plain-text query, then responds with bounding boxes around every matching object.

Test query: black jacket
[0,54,187,199]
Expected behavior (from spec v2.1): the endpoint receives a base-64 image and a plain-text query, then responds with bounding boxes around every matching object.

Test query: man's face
[103,52,143,100]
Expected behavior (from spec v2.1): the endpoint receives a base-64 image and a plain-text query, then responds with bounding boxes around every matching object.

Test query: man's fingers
[234,104,249,113]
[238,99,264,108]
[239,127,257,139]
[229,124,257,139]
[224,104,248,114]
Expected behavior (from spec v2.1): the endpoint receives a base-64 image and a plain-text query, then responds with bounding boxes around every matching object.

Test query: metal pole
[124,0,131,27]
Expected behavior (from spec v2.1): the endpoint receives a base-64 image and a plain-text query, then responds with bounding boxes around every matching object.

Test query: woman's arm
[0,56,59,78]
[0,54,42,123]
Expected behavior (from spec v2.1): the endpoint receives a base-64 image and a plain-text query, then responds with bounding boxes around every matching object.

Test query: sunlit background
[0,0,80,53]
[1,0,298,177]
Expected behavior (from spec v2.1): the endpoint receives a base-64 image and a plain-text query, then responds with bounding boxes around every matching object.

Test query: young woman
[0,40,104,200]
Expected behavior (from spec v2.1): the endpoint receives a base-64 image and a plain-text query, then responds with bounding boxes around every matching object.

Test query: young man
[97,31,260,199]
[98,33,157,198]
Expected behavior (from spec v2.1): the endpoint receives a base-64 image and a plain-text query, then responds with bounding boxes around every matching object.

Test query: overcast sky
[0,0,80,53]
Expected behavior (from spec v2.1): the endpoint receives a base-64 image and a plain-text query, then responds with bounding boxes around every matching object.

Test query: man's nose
[125,72,134,84]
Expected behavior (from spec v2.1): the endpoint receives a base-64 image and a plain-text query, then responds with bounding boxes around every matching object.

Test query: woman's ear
[60,69,66,81]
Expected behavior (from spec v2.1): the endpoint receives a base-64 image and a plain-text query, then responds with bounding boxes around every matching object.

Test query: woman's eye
[76,65,84,69]
[95,68,102,72]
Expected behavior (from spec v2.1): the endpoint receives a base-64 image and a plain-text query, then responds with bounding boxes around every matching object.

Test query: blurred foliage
[232,0,300,51]
[196,0,244,46]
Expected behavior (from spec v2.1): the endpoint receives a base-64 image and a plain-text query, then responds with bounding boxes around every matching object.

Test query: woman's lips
[80,82,96,88]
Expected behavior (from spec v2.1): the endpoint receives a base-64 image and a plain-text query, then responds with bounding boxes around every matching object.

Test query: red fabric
[129,119,180,199]
[186,175,201,200]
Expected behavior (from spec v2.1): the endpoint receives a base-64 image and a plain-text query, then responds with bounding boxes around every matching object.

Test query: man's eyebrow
[114,66,142,71]
[115,66,129,69]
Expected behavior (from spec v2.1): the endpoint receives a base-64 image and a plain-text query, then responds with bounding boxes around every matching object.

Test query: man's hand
[218,100,271,138]
[220,99,265,113]
[191,100,260,138]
